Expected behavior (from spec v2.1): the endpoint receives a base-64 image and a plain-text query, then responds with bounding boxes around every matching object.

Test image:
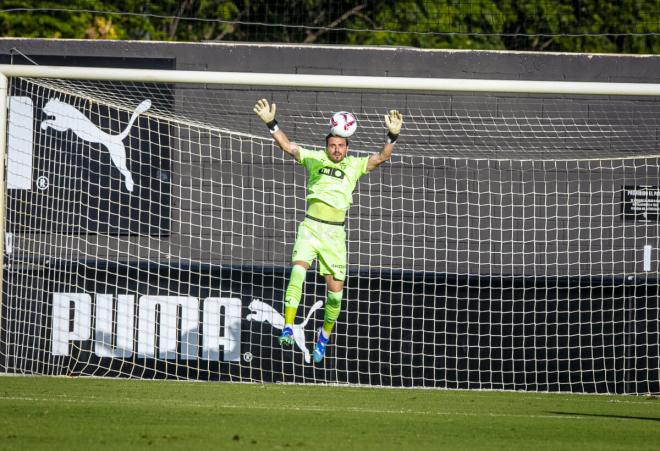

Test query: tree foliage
[0,0,658,53]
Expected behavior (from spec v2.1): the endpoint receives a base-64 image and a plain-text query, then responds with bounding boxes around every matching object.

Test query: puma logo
[40,99,152,192]
[246,298,323,364]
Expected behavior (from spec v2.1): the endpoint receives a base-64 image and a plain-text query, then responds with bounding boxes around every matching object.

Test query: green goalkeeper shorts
[291,217,347,281]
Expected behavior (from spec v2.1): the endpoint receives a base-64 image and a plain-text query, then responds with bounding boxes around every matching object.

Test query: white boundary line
[2,394,658,421]
[0,395,592,420]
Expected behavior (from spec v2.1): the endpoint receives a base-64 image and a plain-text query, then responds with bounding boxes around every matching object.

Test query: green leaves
[0,0,657,53]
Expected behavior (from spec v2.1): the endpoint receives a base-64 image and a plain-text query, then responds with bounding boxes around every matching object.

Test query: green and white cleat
[278,326,295,346]
[312,329,329,363]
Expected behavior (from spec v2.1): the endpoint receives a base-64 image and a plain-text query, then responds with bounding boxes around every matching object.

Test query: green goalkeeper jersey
[297,146,370,212]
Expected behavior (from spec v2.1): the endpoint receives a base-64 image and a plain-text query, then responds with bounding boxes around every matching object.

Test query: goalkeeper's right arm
[366,109,403,172]
[253,99,300,161]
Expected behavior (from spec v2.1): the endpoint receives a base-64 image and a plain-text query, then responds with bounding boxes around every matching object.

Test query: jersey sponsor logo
[319,166,345,180]
[246,298,322,364]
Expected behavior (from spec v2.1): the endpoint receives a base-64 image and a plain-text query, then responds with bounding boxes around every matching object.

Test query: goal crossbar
[1,64,660,96]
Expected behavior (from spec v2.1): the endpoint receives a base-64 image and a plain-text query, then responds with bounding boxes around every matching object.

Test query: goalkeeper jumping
[253,99,403,363]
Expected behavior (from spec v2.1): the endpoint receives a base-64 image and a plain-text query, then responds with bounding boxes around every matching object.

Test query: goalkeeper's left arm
[367,110,403,172]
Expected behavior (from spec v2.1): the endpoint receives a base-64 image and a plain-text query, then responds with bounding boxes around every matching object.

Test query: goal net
[1,67,658,394]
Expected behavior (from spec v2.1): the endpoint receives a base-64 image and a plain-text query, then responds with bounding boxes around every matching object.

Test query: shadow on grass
[548,412,660,422]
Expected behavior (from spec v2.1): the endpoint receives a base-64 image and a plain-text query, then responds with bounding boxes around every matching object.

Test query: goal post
[0,73,8,352]
[0,65,658,394]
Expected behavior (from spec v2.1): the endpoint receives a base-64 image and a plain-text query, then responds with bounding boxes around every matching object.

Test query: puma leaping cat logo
[40,99,152,192]
[246,298,323,364]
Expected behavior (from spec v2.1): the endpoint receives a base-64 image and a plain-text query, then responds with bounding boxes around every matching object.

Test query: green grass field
[0,376,658,450]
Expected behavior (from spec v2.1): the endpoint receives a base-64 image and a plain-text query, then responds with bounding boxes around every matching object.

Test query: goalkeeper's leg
[312,225,346,362]
[322,285,343,337]
[279,262,309,346]
[313,275,344,363]
[280,219,318,346]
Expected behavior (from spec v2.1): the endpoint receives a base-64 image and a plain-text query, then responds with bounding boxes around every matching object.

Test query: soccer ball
[329,111,357,138]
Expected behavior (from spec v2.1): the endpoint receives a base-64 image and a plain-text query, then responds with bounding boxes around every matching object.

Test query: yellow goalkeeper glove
[385,109,403,143]
[253,98,278,132]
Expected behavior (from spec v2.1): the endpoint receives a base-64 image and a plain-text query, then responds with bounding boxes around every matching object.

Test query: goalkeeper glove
[385,109,403,143]
[253,98,278,133]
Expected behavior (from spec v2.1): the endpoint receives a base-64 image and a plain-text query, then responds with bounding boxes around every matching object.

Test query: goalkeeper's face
[326,136,349,162]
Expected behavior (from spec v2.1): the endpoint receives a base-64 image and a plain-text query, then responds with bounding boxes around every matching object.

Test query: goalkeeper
[253,99,403,363]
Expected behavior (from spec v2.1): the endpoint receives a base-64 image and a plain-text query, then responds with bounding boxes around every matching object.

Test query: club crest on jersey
[319,167,345,179]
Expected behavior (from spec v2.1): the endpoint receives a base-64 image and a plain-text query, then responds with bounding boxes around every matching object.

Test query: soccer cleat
[312,329,330,363]
[278,326,294,346]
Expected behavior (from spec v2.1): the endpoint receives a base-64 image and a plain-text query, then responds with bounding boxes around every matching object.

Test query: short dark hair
[326,133,349,147]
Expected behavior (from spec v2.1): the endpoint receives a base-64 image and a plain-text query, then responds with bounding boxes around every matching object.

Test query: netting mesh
[1,75,658,393]
[25,77,660,159]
